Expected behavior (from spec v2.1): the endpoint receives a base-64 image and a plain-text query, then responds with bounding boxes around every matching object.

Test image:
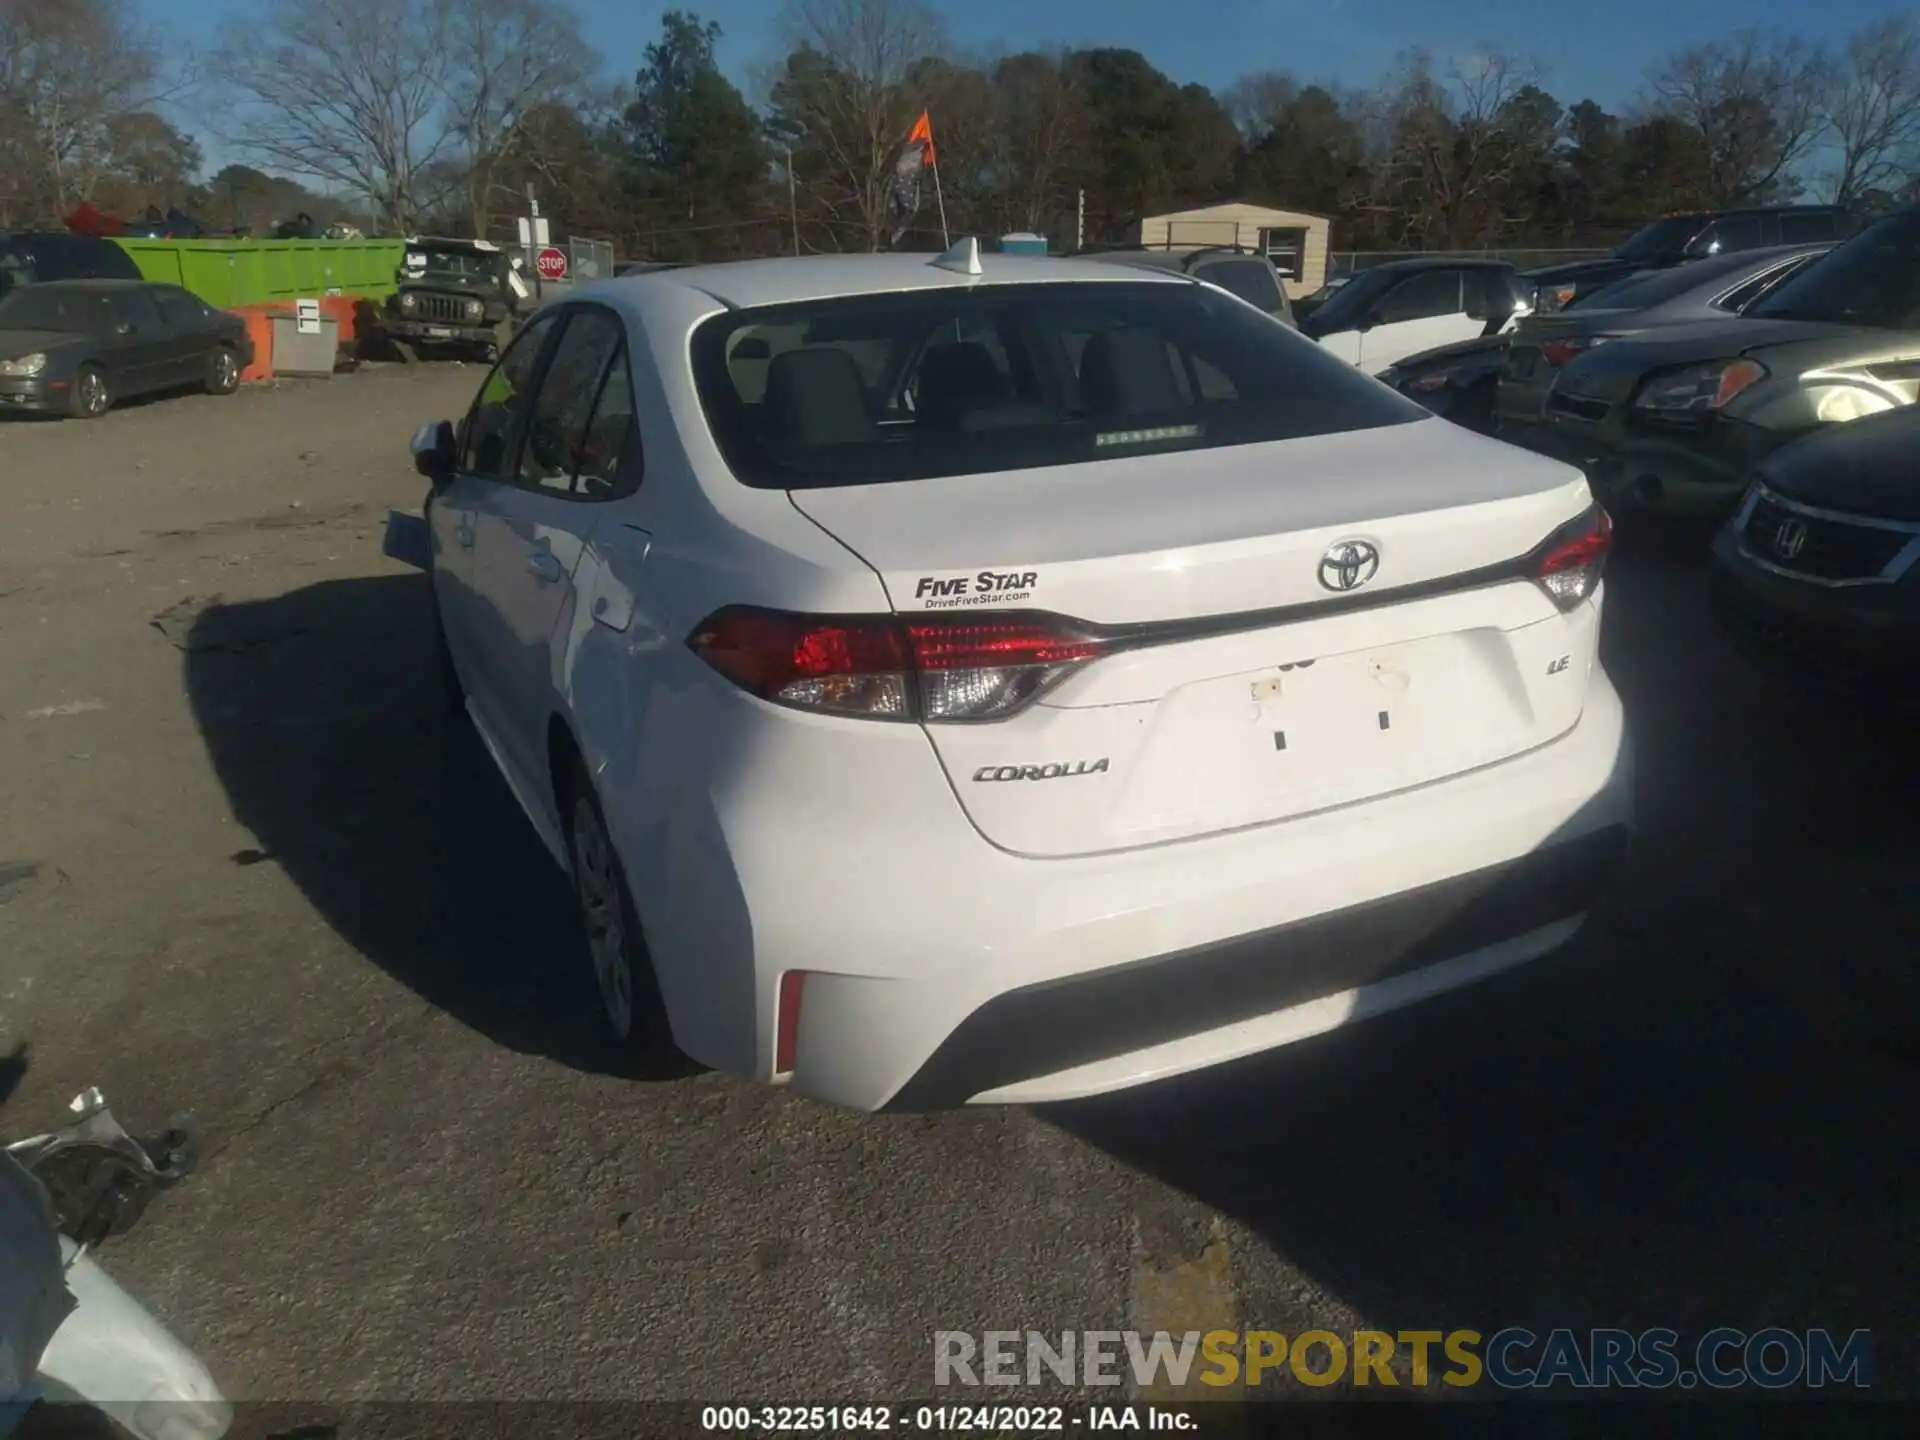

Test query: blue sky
[153,0,1889,143]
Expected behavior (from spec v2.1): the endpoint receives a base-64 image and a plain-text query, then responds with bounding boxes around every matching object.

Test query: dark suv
[380,237,526,362]
[1080,246,1296,326]
[1525,206,1856,311]
[0,232,144,297]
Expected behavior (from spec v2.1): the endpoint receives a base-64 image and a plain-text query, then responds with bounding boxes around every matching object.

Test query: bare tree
[1367,49,1546,248]
[1817,15,1920,203]
[441,0,594,239]
[1222,71,1299,141]
[770,0,950,251]
[205,0,454,231]
[1647,31,1827,203]
[985,52,1086,236]
[0,0,167,223]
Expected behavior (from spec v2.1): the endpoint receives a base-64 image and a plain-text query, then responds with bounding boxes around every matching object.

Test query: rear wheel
[206,344,240,395]
[563,766,673,1055]
[70,365,111,420]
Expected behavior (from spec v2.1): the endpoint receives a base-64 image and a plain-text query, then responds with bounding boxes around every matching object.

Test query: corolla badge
[1319,539,1381,592]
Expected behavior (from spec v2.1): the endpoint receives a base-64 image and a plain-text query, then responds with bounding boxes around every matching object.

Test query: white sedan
[410,240,1632,1112]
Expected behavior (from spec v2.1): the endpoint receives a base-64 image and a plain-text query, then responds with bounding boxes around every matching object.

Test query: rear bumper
[635,661,1634,1111]
[884,823,1628,1109]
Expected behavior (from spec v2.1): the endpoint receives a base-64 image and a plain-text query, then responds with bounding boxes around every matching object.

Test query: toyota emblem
[1773,518,1808,560]
[1319,539,1381,592]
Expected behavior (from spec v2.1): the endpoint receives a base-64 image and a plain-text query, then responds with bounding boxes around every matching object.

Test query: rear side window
[1780,212,1841,244]
[1193,259,1283,315]
[1707,216,1766,252]
[690,281,1424,490]
[1715,255,1819,313]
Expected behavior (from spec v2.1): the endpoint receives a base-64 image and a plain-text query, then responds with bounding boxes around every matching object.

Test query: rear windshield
[0,286,117,333]
[690,281,1423,489]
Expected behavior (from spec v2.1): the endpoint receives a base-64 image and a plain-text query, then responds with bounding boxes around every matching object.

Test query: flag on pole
[887,111,937,244]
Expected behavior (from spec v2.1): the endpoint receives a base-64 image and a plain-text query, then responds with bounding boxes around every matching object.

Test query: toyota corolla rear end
[611,261,1633,1111]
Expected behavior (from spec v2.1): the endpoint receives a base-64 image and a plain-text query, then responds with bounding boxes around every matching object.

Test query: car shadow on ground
[1047,538,1920,1395]
[179,572,676,1080]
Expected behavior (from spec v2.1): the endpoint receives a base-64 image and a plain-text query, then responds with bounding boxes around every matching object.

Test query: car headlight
[399,292,419,313]
[1634,358,1767,413]
[465,299,484,321]
[1409,367,1458,393]
[0,352,48,377]
[1809,383,1896,423]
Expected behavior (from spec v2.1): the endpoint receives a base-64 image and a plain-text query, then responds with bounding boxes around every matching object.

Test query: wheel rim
[572,796,633,1038]
[215,350,237,389]
[79,372,106,414]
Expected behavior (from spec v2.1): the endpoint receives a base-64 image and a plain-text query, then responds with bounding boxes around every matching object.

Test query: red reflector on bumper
[775,971,807,1075]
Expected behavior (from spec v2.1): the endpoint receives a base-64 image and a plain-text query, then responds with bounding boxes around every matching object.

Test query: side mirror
[411,419,458,486]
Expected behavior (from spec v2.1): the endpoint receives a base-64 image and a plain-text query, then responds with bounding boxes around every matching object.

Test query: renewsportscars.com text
[934,1328,1873,1391]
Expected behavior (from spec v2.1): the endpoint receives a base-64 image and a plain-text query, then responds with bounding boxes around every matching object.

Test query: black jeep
[380,238,526,362]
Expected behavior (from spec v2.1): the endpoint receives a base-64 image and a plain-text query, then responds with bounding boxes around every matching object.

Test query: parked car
[1374,334,1513,433]
[1292,276,1350,323]
[1708,404,1920,696]
[0,280,251,419]
[1297,257,1534,375]
[1494,244,1831,442]
[1542,207,1920,521]
[1523,205,1854,312]
[1081,245,1296,325]
[407,243,1631,1112]
[0,233,143,299]
[379,237,527,362]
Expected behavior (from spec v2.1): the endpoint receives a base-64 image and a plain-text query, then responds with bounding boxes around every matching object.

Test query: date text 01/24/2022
[700,1405,1197,1432]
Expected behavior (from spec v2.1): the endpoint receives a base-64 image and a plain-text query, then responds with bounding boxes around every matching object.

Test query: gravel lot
[0,369,1914,1411]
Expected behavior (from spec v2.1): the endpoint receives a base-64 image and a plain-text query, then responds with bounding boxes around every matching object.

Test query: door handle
[453,521,475,548]
[527,550,564,584]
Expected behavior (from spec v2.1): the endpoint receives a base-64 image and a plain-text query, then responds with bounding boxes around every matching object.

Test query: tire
[70,365,111,420]
[562,765,674,1055]
[206,344,241,395]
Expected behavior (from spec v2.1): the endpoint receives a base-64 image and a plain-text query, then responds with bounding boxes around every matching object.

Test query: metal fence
[1328,248,1612,279]
[568,236,615,281]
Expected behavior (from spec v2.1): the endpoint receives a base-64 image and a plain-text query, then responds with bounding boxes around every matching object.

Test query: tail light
[1534,506,1612,610]
[1541,335,1612,367]
[774,970,806,1076]
[688,606,1105,722]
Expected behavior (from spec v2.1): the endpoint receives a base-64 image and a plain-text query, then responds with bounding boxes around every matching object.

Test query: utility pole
[784,144,800,256]
[1076,189,1085,251]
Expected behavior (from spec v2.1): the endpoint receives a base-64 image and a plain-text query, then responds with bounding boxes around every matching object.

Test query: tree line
[5,0,1920,258]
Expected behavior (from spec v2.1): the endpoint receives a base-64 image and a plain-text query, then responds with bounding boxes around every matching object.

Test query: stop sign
[535,246,568,281]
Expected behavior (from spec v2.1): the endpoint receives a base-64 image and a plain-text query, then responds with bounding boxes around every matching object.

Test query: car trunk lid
[790,424,1603,857]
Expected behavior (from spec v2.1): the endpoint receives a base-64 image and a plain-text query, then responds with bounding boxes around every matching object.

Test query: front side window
[153,287,203,329]
[1705,216,1766,253]
[690,280,1425,490]
[1752,212,1920,329]
[1376,270,1463,324]
[458,311,561,477]
[517,309,625,494]
[1615,215,1707,262]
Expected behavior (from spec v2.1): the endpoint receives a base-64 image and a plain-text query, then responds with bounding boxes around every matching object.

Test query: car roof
[407,236,502,252]
[1364,256,1514,275]
[603,252,1190,310]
